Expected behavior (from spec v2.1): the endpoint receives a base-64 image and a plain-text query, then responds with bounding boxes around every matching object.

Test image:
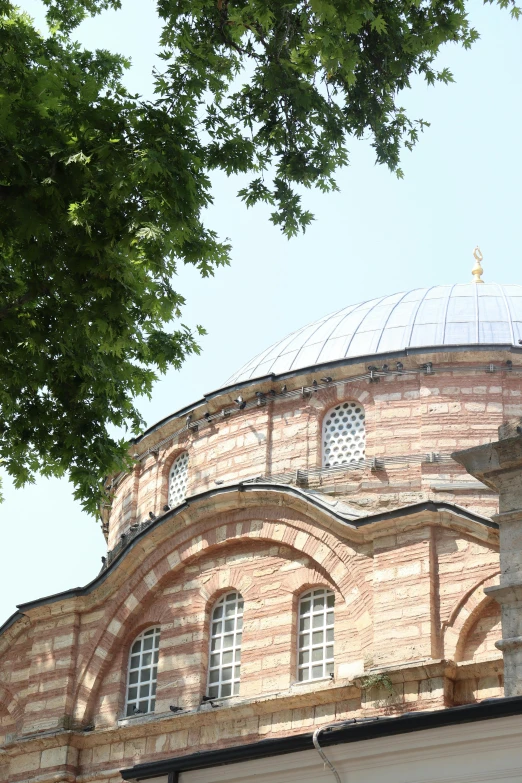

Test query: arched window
[168,451,189,507]
[207,591,243,699]
[298,588,334,681]
[322,402,365,467]
[125,627,160,716]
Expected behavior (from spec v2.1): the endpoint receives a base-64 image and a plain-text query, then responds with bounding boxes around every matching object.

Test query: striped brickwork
[0,494,503,782]
[107,353,522,549]
[1,349,518,781]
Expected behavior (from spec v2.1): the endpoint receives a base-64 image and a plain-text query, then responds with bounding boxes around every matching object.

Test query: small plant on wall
[358,656,394,699]
[359,671,394,696]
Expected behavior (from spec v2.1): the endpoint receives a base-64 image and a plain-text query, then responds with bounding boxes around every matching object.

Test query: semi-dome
[225,282,522,386]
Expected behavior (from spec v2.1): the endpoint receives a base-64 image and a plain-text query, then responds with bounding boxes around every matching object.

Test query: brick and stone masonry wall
[0,493,503,782]
[2,349,517,781]
[107,354,522,549]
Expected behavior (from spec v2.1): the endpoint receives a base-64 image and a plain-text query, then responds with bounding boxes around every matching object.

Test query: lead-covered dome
[226,282,522,386]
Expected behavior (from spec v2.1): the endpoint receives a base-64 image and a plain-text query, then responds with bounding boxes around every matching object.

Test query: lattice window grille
[207,591,243,699]
[125,627,160,716]
[298,588,334,681]
[322,402,365,467]
[168,451,189,507]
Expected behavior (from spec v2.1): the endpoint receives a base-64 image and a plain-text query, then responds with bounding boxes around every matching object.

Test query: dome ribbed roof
[225,282,522,386]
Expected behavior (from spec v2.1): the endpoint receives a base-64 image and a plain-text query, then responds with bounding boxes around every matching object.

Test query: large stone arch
[442,572,500,661]
[0,615,31,661]
[73,502,371,723]
[0,681,23,725]
[87,538,358,724]
[460,599,502,663]
[76,502,357,693]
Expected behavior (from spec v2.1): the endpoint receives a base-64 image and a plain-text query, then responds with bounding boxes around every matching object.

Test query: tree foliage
[0,0,519,515]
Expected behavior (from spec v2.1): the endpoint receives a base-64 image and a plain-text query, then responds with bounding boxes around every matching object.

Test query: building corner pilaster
[453,417,522,697]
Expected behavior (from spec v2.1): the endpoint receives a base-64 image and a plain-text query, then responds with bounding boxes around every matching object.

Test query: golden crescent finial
[472,246,484,284]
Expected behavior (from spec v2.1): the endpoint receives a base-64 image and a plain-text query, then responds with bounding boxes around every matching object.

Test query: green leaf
[370,15,387,34]
[0,0,518,519]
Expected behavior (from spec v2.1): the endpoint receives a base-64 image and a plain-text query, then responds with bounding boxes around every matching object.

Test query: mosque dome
[225,282,522,386]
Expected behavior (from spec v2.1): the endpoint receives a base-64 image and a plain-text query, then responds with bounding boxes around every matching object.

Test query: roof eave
[7,486,496,623]
[120,695,522,780]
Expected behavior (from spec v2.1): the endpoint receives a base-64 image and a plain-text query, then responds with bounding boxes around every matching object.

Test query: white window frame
[168,451,189,507]
[125,626,160,716]
[322,401,366,468]
[297,588,334,682]
[207,591,243,699]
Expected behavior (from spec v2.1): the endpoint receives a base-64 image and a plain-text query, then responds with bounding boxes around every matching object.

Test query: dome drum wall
[106,350,522,549]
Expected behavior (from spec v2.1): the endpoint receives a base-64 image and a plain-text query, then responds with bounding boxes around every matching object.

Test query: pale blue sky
[1,1,521,625]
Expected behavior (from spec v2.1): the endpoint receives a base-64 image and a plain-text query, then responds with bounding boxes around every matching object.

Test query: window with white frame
[125,627,160,716]
[322,402,365,467]
[297,588,334,681]
[168,451,189,507]
[207,591,243,699]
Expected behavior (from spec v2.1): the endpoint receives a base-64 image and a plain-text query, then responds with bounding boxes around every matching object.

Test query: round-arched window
[125,627,160,716]
[322,402,365,467]
[168,451,189,507]
[207,591,243,699]
[298,588,334,681]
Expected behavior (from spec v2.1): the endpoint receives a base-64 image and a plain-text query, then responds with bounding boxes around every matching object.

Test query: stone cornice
[128,350,522,460]
[120,696,522,781]
[0,656,506,759]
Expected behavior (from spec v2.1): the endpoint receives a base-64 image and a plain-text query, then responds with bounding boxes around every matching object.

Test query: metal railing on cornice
[242,452,456,487]
[108,360,520,490]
